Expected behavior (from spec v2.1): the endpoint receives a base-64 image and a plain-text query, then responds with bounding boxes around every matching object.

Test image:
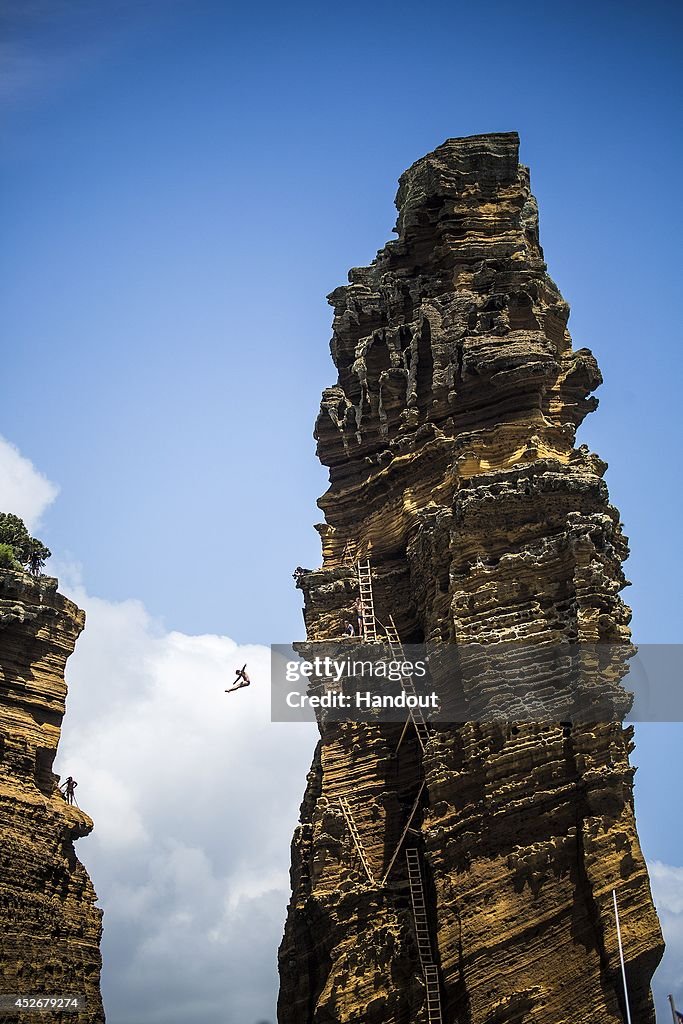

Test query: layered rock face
[278,133,663,1023]
[0,569,104,1022]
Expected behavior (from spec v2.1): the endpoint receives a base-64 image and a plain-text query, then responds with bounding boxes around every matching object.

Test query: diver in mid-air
[225,664,251,693]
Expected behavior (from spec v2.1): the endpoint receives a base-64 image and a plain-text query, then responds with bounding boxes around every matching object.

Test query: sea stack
[277,133,663,1023]
[0,569,104,1022]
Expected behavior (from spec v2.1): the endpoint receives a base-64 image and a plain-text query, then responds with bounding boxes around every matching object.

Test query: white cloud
[649,861,683,1017]
[49,567,683,1024]
[651,862,683,915]
[55,574,315,1024]
[0,434,58,530]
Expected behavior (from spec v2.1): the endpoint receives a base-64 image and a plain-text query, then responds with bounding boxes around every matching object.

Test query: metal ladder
[385,616,431,752]
[356,560,379,643]
[406,848,443,1024]
[338,796,376,885]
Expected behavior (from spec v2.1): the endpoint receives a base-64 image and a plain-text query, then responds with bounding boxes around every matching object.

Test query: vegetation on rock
[0,513,52,575]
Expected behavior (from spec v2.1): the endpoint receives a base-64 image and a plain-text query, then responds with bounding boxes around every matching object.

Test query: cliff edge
[0,568,104,1023]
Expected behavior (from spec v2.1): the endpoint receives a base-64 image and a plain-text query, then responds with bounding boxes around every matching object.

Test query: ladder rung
[338,797,376,885]
[406,848,444,1021]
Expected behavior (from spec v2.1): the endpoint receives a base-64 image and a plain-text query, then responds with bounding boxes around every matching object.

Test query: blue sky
[1,1,681,1021]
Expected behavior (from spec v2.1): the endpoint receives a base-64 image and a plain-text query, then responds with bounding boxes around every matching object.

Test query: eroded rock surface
[278,133,663,1023]
[0,569,104,1023]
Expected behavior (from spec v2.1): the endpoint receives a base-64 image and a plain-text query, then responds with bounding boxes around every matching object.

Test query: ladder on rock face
[406,848,443,1024]
[357,560,379,643]
[423,966,443,1024]
[342,540,357,566]
[338,796,376,885]
[386,616,431,752]
[381,781,426,885]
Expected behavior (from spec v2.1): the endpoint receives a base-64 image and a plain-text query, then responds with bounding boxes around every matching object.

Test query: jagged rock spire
[278,133,663,1024]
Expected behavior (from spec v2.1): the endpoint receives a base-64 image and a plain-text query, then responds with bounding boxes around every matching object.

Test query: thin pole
[395,716,410,754]
[669,994,678,1024]
[612,889,633,1024]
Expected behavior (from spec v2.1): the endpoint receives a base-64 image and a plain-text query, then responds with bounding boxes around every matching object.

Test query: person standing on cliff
[354,597,363,636]
[60,776,78,805]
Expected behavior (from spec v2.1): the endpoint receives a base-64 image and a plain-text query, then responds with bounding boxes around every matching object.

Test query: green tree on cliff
[0,513,51,576]
[0,543,19,569]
